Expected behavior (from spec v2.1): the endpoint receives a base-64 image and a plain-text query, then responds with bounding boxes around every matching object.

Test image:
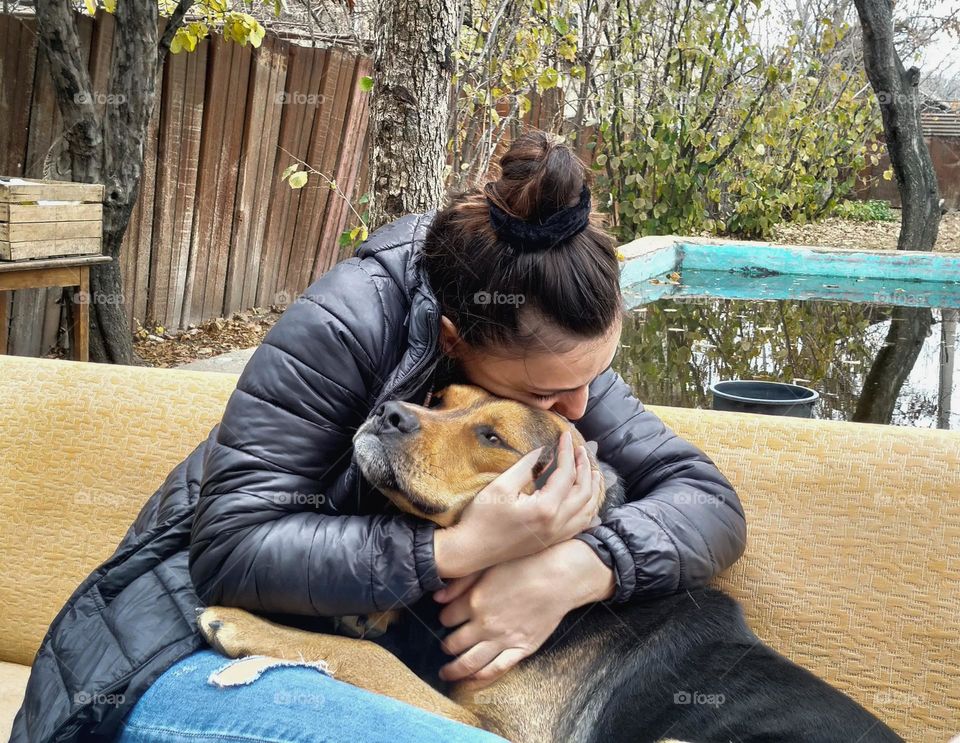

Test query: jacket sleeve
[189,258,445,617]
[573,368,746,603]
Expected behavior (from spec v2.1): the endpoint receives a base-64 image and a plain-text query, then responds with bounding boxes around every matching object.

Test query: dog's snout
[376,401,420,435]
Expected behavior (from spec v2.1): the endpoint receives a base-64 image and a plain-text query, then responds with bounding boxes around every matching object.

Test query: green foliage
[339,192,372,251]
[445,0,881,239]
[79,0,271,53]
[591,0,881,241]
[447,0,583,186]
[831,199,896,222]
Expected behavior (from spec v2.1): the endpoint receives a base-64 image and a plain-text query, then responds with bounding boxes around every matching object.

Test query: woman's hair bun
[421,128,620,353]
[486,131,589,222]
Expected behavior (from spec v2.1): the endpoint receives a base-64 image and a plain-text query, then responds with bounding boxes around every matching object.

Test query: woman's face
[439,315,622,421]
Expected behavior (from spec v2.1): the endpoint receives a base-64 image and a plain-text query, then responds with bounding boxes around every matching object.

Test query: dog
[198,384,904,742]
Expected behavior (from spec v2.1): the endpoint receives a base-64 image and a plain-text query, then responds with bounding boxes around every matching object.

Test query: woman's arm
[189,258,445,617]
[572,368,747,603]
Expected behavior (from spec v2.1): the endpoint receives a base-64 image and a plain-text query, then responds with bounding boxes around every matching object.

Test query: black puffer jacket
[11,211,746,743]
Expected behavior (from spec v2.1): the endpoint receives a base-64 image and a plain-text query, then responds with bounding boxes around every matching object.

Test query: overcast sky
[907,0,960,94]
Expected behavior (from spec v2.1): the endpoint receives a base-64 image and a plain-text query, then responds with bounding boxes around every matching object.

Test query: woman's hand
[433,431,602,579]
[433,539,615,688]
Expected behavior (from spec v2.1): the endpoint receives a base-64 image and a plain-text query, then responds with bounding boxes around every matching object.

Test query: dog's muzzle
[353,402,421,492]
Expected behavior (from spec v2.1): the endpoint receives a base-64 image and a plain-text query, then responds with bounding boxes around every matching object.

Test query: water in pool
[614,296,959,430]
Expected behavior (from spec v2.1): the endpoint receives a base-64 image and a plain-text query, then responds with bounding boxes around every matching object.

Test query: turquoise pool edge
[619,236,960,309]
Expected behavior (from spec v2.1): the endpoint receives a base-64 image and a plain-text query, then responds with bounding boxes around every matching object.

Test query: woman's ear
[439,316,462,357]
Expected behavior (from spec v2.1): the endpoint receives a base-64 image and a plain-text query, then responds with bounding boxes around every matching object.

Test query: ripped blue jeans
[115,649,507,743]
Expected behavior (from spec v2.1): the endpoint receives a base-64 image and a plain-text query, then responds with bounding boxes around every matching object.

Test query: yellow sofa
[1,354,957,741]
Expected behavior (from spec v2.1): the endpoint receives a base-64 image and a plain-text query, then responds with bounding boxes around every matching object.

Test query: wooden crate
[0,177,104,261]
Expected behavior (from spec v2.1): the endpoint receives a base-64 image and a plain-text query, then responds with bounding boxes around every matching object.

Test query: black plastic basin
[709,380,819,418]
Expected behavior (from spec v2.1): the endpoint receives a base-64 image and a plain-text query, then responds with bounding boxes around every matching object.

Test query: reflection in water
[614,298,959,429]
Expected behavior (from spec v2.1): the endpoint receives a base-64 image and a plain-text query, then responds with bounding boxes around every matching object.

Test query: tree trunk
[367,0,457,230]
[851,0,942,424]
[853,306,934,424]
[853,0,940,252]
[32,1,191,364]
[33,0,103,182]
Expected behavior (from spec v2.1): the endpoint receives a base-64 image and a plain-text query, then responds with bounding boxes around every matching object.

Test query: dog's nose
[376,401,420,435]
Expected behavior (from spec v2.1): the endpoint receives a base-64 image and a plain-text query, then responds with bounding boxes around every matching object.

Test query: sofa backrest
[0,356,237,661]
[1,355,957,740]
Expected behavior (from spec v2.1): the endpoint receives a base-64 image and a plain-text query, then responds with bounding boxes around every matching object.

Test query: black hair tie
[486,183,592,254]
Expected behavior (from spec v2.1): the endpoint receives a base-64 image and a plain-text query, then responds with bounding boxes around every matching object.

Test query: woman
[11,132,746,743]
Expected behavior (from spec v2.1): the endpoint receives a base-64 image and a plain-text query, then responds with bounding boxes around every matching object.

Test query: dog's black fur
[520,465,905,742]
[542,588,903,742]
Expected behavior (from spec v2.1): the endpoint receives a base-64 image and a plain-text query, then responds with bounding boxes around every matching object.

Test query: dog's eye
[476,426,504,447]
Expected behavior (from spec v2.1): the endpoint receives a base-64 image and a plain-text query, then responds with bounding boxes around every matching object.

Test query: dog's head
[353,384,622,527]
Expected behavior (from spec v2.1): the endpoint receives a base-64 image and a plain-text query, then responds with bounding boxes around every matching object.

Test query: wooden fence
[857,134,960,211]
[0,11,372,356]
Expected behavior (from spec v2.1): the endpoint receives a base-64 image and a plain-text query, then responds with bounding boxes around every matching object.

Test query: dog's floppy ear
[596,459,625,511]
[582,439,625,512]
[531,438,560,491]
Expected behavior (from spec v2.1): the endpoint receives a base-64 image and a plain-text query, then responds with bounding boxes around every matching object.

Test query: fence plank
[0,16,37,176]
[310,50,354,279]
[184,35,249,325]
[258,43,313,308]
[240,37,290,308]
[226,36,287,314]
[277,46,327,302]
[147,39,207,330]
[0,16,38,353]
[202,41,251,321]
[292,47,348,294]
[317,53,371,277]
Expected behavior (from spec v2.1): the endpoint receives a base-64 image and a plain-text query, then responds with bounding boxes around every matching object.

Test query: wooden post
[72,266,90,361]
[0,290,8,354]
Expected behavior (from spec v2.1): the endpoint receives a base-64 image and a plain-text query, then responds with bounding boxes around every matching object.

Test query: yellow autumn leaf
[103,0,116,12]
[288,171,308,189]
[882,168,893,181]
[83,0,97,15]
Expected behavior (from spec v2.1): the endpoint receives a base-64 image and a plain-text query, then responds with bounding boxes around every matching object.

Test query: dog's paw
[197,606,264,658]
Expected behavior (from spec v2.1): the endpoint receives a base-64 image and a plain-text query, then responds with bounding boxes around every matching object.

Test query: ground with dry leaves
[134,210,959,368]
[771,209,960,253]
[133,307,283,368]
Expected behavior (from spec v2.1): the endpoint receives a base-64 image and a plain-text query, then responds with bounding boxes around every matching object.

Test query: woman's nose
[552,387,589,421]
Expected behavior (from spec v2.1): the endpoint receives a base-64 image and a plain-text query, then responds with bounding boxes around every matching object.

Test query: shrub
[831,199,896,222]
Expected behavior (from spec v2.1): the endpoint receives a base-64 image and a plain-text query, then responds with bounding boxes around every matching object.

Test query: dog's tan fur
[198,385,610,740]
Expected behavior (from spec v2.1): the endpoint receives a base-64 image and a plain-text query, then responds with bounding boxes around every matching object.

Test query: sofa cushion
[0,356,237,667]
[0,661,31,741]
